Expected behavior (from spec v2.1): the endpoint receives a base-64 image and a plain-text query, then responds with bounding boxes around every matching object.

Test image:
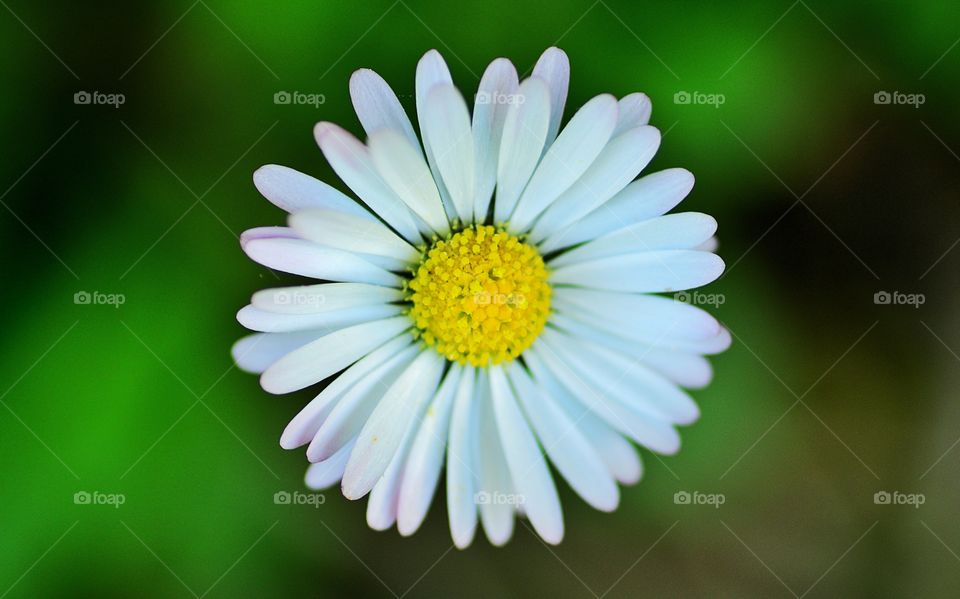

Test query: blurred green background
[2,0,959,596]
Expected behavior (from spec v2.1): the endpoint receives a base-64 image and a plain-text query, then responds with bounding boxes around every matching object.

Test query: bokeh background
[2,0,959,596]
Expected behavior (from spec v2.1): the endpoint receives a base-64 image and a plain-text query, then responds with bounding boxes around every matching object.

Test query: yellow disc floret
[407,225,551,367]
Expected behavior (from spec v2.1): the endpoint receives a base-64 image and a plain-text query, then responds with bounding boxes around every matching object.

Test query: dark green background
[2,0,959,596]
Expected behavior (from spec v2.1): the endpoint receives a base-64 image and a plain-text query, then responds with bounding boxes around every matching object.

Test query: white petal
[550,388,643,484]
[550,310,731,356]
[539,168,694,253]
[366,420,415,531]
[231,330,326,374]
[289,208,420,265]
[279,335,412,449]
[237,303,401,334]
[314,122,421,242]
[489,367,564,544]
[341,350,445,499]
[640,349,714,389]
[349,253,409,272]
[476,372,515,546]
[307,344,418,462]
[423,84,475,222]
[594,432,643,485]
[397,364,463,536]
[305,440,354,490]
[529,356,643,484]
[368,129,450,235]
[527,341,681,454]
[446,367,480,548]
[705,327,732,355]
[552,287,721,343]
[530,126,661,241]
[695,236,719,252]
[532,47,570,148]
[243,237,402,287]
[612,93,652,135]
[415,50,457,220]
[506,362,618,512]
[251,283,403,315]
[509,94,618,233]
[349,68,421,150]
[493,77,551,224]
[548,213,717,267]
[253,165,374,218]
[549,250,724,293]
[261,316,410,394]
[240,226,297,248]
[282,392,341,451]
[544,328,700,425]
[472,58,518,221]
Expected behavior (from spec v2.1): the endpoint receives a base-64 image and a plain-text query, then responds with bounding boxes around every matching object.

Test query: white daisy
[234,47,729,547]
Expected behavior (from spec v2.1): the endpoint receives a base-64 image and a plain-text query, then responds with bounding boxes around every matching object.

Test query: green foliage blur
[2,0,959,596]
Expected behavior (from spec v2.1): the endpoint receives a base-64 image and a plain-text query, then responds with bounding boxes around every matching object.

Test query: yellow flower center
[407,225,551,367]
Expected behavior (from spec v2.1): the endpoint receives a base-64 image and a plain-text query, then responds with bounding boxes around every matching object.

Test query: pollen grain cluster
[407,225,551,367]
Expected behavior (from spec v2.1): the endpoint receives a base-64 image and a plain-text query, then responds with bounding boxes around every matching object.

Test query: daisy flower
[234,47,729,547]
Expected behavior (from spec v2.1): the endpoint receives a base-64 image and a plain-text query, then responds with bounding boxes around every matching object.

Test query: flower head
[234,47,729,547]
[408,225,552,366]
